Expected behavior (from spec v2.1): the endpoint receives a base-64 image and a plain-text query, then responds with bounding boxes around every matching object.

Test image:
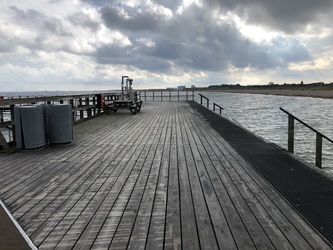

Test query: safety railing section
[280,107,333,168]
[198,94,225,116]
[0,93,120,151]
[213,103,224,115]
[199,94,209,108]
[139,90,195,101]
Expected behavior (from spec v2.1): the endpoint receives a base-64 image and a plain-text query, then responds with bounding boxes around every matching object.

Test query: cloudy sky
[0,0,332,91]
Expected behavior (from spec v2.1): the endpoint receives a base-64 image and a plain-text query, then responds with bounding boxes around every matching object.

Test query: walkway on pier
[0,101,331,249]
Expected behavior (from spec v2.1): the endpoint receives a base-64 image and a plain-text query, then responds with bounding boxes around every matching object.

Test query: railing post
[87,98,92,118]
[207,99,209,108]
[213,103,216,111]
[144,91,147,101]
[316,134,322,168]
[169,91,171,101]
[161,91,163,101]
[153,91,155,101]
[10,105,15,141]
[288,115,294,153]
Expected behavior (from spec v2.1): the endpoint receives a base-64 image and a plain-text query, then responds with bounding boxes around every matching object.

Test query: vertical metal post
[213,103,216,111]
[200,95,203,105]
[86,97,92,117]
[69,99,75,121]
[169,91,171,101]
[178,91,180,101]
[144,91,147,101]
[79,98,83,119]
[207,99,209,108]
[186,91,188,101]
[10,105,15,141]
[316,134,322,168]
[288,115,294,153]
[0,108,3,122]
[153,91,155,101]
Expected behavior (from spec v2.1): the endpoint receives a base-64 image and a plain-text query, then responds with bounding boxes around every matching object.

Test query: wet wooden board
[0,102,331,249]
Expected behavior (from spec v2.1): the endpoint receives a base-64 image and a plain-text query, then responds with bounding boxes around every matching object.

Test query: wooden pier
[0,101,331,249]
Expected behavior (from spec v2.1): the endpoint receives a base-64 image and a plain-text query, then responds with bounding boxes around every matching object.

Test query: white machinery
[106,76,142,114]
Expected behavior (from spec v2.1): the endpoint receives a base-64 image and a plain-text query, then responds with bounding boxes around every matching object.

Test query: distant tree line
[204,81,333,90]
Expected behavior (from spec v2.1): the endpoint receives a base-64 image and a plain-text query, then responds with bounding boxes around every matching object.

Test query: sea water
[196,91,333,172]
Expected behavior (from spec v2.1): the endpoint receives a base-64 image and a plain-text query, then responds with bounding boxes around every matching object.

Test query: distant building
[178,86,186,90]
[191,85,195,88]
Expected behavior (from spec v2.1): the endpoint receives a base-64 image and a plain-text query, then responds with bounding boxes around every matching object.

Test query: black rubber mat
[188,101,333,245]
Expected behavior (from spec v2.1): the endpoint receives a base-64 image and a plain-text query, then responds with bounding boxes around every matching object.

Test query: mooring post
[316,133,322,168]
[288,115,294,153]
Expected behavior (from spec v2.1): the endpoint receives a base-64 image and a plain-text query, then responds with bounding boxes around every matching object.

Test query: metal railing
[198,94,225,116]
[199,94,209,108]
[280,107,333,168]
[139,90,195,101]
[213,103,224,115]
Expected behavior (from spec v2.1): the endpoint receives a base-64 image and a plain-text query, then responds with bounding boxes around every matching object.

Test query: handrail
[280,107,333,168]
[280,108,333,143]
[213,103,224,115]
[139,90,195,101]
[199,94,209,108]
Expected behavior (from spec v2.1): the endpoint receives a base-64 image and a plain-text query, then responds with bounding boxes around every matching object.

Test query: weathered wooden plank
[127,159,161,250]
[145,155,169,249]
[181,110,244,249]
[183,143,219,250]
[164,144,181,249]
[108,160,152,249]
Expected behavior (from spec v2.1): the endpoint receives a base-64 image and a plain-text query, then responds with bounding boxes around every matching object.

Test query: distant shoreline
[198,88,333,99]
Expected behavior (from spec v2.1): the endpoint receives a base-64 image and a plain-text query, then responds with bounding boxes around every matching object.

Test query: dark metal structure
[106,76,143,115]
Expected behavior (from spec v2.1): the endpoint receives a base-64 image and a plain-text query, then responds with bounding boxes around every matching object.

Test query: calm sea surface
[195,92,333,172]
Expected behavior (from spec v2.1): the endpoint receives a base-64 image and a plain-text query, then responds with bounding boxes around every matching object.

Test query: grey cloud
[100,5,165,32]
[152,0,180,10]
[207,0,333,33]
[94,3,310,73]
[68,12,100,32]
[10,6,72,37]
[95,43,172,71]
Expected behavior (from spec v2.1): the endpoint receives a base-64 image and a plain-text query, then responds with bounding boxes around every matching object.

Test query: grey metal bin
[46,104,73,144]
[14,105,46,149]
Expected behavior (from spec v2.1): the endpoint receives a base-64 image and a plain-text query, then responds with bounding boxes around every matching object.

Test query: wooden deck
[0,101,331,249]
